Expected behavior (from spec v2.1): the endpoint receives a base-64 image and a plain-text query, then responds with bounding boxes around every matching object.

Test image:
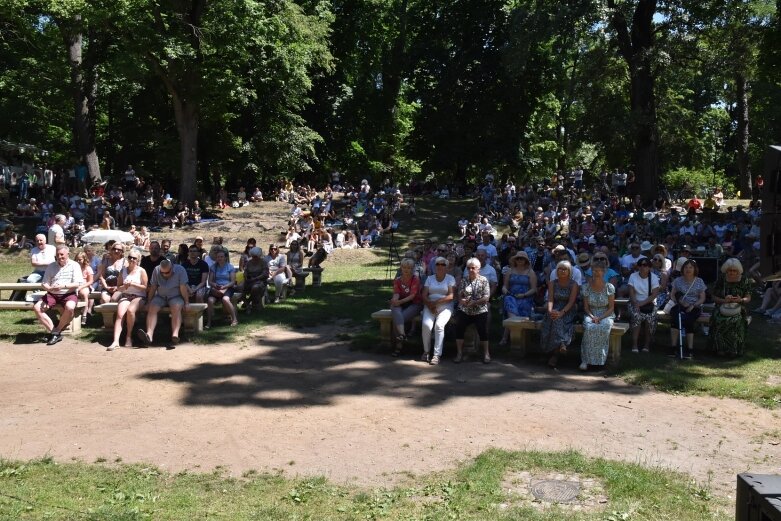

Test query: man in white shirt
[48,214,66,246]
[265,244,289,303]
[33,245,84,345]
[27,234,56,282]
[620,242,647,278]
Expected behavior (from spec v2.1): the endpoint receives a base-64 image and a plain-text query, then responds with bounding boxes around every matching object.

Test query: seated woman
[454,257,492,364]
[500,251,537,344]
[755,280,781,317]
[206,249,238,328]
[74,251,95,325]
[579,259,615,371]
[239,238,257,272]
[628,258,660,353]
[175,243,189,265]
[107,250,148,351]
[419,257,455,364]
[540,260,579,369]
[239,247,269,313]
[668,259,707,359]
[1,225,24,249]
[97,241,126,304]
[390,258,424,354]
[708,258,752,357]
[286,240,305,280]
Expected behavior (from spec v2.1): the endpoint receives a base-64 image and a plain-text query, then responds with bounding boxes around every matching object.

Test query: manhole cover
[530,480,581,503]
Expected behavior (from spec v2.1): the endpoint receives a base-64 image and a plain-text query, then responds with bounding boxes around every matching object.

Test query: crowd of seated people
[387,170,762,368]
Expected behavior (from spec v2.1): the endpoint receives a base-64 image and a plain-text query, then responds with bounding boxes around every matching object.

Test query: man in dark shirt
[140,241,164,278]
[181,245,209,302]
[160,239,177,263]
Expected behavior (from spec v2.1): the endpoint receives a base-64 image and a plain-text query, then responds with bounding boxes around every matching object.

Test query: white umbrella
[81,229,135,244]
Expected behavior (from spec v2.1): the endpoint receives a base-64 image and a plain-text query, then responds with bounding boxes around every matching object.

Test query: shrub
[662,168,737,197]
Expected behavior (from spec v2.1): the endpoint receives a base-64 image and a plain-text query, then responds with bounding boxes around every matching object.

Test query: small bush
[662,167,737,196]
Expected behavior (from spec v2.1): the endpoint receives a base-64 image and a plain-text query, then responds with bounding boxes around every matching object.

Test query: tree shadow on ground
[138,325,646,410]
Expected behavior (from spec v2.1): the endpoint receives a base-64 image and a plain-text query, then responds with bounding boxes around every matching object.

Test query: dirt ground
[1,324,779,496]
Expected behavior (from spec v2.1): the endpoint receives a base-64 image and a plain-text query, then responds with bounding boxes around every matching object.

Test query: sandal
[482,355,491,364]
[453,354,463,364]
[391,346,402,357]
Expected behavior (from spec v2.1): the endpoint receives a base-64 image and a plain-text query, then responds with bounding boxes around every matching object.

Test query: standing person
[419,257,455,364]
[668,259,707,359]
[33,245,84,345]
[137,259,190,346]
[540,260,579,369]
[265,243,289,303]
[140,241,164,278]
[453,257,492,364]
[708,259,752,357]
[579,260,616,371]
[205,249,238,328]
[390,258,424,347]
[107,250,148,351]
[47,214,66,246]
[628,258,660,353]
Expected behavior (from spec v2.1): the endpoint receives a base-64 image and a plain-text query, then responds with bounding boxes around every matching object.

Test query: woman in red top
[390,258,423,354]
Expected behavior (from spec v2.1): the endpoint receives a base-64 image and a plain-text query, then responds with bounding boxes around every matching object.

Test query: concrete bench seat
[0,300,87,334]
[93,303,208,333]
[502,316,630,364]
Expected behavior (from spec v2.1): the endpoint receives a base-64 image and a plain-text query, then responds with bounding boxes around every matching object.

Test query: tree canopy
[1,0,779,202]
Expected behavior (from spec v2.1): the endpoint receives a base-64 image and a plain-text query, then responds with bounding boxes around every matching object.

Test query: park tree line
[0,0,779,204]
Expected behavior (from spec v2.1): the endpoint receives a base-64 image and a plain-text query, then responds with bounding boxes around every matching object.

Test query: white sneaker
[579,362,588,371]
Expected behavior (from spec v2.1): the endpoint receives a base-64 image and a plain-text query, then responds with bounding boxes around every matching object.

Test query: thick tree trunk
[64,15,101,182]
[735,73,752,198]
[173,99,199,204]
[608,0,658,206]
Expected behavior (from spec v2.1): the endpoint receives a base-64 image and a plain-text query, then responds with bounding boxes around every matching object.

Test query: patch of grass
[0,449,730,520]
[609,322,781,409]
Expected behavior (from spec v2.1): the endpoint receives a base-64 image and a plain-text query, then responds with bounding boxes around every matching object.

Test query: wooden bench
[502,317,630,363]
[93,303,208,333]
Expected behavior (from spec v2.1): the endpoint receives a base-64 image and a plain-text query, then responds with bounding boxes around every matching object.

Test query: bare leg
[170,304,183,338]
[34,301,54,333]
[54,302,76,333]
[145,304,160,341]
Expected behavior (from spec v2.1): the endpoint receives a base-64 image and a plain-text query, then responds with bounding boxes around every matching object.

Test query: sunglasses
[160,270,172,276]
[435,262,447,266]
[113,248,124,252]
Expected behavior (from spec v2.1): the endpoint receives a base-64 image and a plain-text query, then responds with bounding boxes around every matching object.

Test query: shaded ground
[1,324,779,496]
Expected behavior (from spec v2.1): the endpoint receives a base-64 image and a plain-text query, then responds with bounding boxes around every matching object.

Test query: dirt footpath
[0,325,778,496]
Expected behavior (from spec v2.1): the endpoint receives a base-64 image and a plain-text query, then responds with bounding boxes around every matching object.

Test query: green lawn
[0,449,730,520]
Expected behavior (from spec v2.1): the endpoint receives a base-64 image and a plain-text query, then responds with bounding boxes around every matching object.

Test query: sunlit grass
[0,449,730,520]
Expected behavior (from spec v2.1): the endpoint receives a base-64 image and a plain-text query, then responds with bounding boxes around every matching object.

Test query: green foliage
[662,167,737,195]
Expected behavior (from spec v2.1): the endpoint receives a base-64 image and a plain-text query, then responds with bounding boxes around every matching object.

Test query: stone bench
[502,316,630,364]
[93,303,208,333]
[0,300,87,335]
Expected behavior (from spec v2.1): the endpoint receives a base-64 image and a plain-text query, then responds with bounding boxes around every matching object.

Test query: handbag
[719,303,741,316]
[638,275,654,313]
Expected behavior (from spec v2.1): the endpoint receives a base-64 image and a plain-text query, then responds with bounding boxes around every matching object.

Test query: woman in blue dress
[540,260,579,368]
[500,251,537,344]
[580,259,615,370]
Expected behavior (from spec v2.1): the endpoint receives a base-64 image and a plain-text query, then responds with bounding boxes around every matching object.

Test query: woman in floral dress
[580,260,615,370]
[540,260,579,368]
[709,258,752,357]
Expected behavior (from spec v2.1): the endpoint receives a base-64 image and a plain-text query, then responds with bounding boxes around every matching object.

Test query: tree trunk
[63,15,101,182]
[735,72,752,198]
[173,99,199,204]
[607,0,658,205]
